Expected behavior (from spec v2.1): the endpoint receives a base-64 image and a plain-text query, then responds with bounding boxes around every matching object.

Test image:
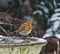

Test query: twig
[0,22,13,25]
[0,25,10,36]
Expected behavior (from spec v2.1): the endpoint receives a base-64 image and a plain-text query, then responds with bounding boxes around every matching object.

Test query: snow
[43,30,53,38]
[52,21,59,31]
[35,5,49,13]
[43,20,60,39]
[43,12,60,39]
[55,8,60,12]
[37,38,47,43]
[0,35,4,41]
[0,35,4,37]
[50,17,60,21]
[0,36,47,44]
[50,13,60,21]
[43,27,53,38]
[55,34,60,39]
[33,10,42,15]
[0,36,24,43]
[45,27,53,33]
[40,1,45,5]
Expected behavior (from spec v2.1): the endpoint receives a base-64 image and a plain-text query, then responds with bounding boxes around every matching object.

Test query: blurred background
[0,0,60,54]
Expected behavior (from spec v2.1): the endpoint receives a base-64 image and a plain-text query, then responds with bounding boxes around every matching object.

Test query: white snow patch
[46,27,52,33]
[52,21,59,31]
[40,2,45,5]
[55,8,60,12]
[43,27,53,38]
[50,13,60,21]
[55,34,60,39]
[43,21,60,39]
[50,17,59,21]
[43,32,53,38]
[33,10,42,15]
[37,38,47,43]
[35,5,49,13]
[0,35,4,41]
[0,35,4,37]
[43,12,60,39]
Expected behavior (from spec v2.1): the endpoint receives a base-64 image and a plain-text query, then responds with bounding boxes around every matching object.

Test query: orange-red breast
[12,21,32,35]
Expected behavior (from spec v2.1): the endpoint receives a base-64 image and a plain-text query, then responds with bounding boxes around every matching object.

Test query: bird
[11,21,32,37]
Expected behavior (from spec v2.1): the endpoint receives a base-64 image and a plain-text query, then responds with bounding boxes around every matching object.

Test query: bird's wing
[17,22,28,32]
